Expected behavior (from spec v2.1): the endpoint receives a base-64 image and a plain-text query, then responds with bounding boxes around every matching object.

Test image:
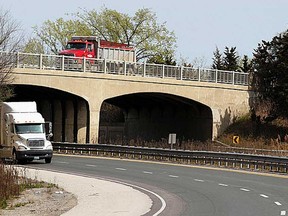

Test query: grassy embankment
[217,114,288,151]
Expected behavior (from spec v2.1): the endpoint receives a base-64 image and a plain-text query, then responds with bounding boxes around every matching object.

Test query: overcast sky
[1,0,288,66]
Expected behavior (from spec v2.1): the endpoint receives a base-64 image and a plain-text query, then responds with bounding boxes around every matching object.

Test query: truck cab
[0,102,53,164]
[59,40,95,58]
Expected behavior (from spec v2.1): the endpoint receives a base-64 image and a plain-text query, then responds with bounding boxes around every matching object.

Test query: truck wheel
[12,150,26,164]
[45,158,52,163]
[12,150,18,164]
[27,159,34,163]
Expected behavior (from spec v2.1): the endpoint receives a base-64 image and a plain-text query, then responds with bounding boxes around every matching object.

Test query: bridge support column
[77,100,87,143]
[53,100,62,142]
[87,101,101,144]
[89,110,100,143]
[65,100,74,142]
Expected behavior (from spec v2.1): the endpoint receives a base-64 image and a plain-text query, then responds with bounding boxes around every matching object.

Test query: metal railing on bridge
[2,51,249,86]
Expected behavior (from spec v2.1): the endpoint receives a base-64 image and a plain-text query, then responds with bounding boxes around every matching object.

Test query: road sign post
[169,133,176,149]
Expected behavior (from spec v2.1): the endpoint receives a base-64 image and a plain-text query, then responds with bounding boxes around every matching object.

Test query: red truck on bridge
[59,36,136,62]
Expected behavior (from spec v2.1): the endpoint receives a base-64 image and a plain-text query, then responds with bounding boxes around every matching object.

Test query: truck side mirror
[47,132,53,141]
[45,121,53,138]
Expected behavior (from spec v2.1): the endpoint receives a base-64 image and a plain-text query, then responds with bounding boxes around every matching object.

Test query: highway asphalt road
[27,155,288,216]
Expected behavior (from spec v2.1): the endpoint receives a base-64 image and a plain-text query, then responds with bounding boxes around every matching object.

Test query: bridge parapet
[2,51,249,86]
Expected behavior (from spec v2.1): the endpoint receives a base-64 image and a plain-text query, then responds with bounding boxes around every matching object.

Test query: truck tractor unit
[58,36,136,70]
[0,102,53,164]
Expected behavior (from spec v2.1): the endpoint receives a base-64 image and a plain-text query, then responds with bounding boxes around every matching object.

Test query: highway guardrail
[52,142,288,174]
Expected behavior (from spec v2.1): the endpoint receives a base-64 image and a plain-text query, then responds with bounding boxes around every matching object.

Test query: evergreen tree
[252,29,288,117]
[240,55,252,73]
[223,46,239,71]
[212,46,224,70]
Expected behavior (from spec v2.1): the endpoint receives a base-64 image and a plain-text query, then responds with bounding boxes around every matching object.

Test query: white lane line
[194,179,204,182]
[168,175,179,178]
[275,202,282,206]
[115,168,127,171]
[240,188,250,192]
[218,183,228,187]
[55,161,69,164]
[143,171,153,174]
[260,194,269,198]
[85,164,97,167]
[281,210,286,215]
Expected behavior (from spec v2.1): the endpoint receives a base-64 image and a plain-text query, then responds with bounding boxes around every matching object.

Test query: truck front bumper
[16,150,53,160]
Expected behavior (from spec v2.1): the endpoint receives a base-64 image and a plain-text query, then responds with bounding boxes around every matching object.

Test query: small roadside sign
[233,136,240,144]
[168,133,176,149]
[168,133,176,144]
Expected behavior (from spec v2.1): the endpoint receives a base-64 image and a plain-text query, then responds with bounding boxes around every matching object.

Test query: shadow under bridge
[99,92,213,144]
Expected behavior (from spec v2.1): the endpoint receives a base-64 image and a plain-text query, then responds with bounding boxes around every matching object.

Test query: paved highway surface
[27,155,288,216]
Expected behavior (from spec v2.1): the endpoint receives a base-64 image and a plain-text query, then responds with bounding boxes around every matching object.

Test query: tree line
[0,7,288,121]
[22,7,251,70]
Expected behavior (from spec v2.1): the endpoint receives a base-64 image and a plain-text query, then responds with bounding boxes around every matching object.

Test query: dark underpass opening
[99,93,213,144]
[8,84,89,143]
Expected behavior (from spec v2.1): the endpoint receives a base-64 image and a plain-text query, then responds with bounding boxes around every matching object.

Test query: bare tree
[0,8,23,101]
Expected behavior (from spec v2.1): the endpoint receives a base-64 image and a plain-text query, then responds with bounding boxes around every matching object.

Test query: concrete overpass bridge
[7,52,250,144]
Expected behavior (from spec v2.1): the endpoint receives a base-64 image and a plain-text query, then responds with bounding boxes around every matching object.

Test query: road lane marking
[55,154,288,180]
[275,202,282,206]
[281,210,286,215]
[55,161,69,164]
[143,171,153,174]
[168,175,179,178]
[260,194,269,198]
[115,168,127,171]
[218,183,228,187]
[240,188,250,192]
[194,179,204,182]
[85,164,97,167]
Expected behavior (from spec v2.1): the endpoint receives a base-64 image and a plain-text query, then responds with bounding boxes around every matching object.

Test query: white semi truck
[0,101,53,163]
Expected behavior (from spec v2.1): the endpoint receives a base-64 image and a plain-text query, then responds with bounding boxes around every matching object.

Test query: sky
[1,0,288,66]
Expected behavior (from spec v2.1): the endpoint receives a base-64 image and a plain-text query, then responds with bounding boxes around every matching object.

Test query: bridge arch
[9,84,90,143]
[99,92,213,144]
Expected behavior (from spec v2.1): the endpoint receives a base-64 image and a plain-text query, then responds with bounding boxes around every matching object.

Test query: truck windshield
[66,42,86,50]
[15,123,44,134]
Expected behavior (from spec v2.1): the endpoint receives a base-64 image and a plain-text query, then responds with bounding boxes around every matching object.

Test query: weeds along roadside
[0,162,57,209]
[0,162,21,209]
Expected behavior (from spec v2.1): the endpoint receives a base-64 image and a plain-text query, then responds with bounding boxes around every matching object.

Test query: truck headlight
[45,141,53,150]
[46,144,53,150]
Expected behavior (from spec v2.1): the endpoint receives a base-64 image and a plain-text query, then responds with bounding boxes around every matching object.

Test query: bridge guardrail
[1,51,249,86]
[52,142,288,174]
